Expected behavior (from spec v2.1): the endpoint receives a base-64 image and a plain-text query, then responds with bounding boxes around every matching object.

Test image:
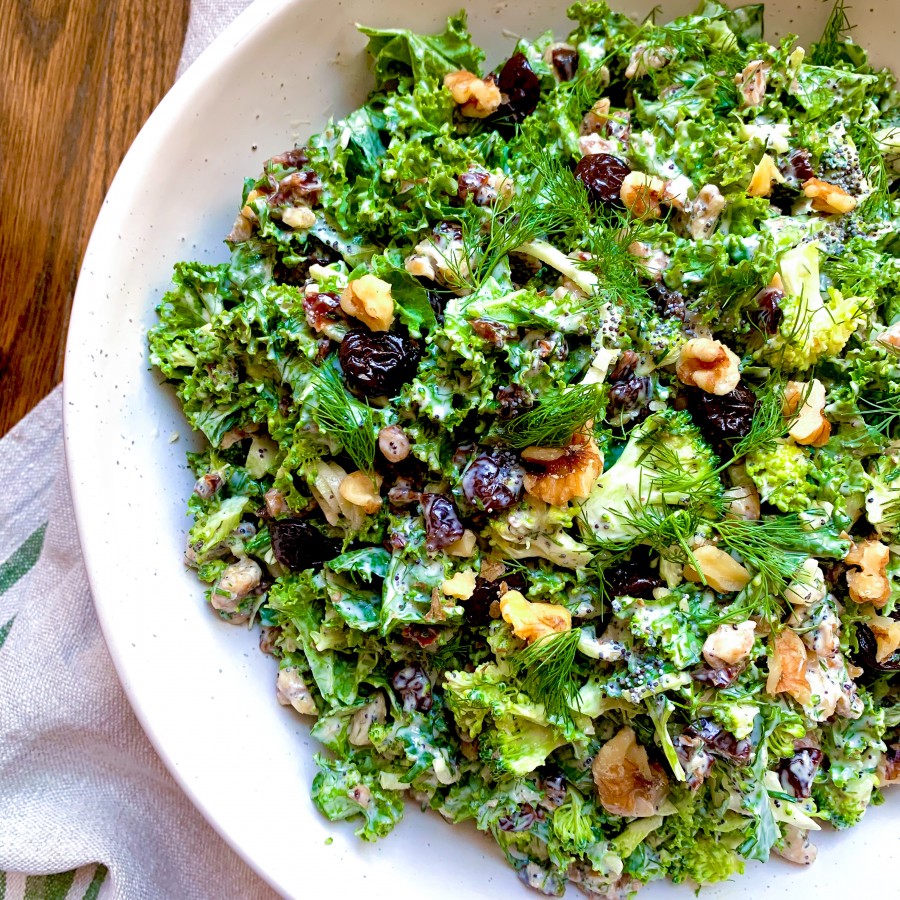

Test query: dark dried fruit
[784,148,815,184]
[574,153,631,208]
[420,493,465,552]
[550,46,579,81]
[303,290,343,332]
[270,169,322,207]
[539,768,568,808]
[471,318,515,347]
[273,237,339,286]
[883,744,900,783]
[778,748,824,799]
[752,286,785,335]
[496,53,541,123]
[508,251,541,288]
[648,283,688,322]
[461,449,525,515]
[401,624,442,649]
[687,384,758,442]
[269,519,339,571]
[270,147,310,169]
[855,622,900,672]
[339,328,420,398]
[692,663,743,688]
[603,557,663,599]
[673,732,715,790]
[607,377,651,420]
[498,802,543,832]
[609,350,639,382]
[497,384,534,420]
[686,718,752,766]
[466,571,527,625]
[457,169,494,206]
[391,664,433,712]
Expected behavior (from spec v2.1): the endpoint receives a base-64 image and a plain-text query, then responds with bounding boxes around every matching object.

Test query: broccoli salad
[149,1,900,895]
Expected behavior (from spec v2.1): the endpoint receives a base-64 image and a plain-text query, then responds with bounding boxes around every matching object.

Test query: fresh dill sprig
[713,517,810,596]
[309,363,377,473]
[810,0,854,67]
[856,391,900,438]
[640,441,725,512]
[496,383,606,448]
[509,628,582,723]
[726,378,801,463]
[851,124,893,220]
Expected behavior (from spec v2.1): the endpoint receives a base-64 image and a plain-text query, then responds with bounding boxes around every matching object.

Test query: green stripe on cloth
[22,870,75,900]
[0,523,47,597]
[0,870,6,900]
[0,617,14,651]
[82,866,107,900]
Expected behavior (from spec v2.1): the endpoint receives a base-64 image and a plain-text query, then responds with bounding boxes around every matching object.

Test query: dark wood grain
[0,0,190,436]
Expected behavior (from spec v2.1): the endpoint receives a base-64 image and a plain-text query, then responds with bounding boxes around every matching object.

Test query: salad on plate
[148,1,900,895]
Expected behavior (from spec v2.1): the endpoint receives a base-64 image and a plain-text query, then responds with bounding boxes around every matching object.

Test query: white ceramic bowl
[64,1,900,896]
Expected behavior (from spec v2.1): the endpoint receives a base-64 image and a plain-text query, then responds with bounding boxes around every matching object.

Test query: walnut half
[675,338,741,395]
[802,177,858,214]
[498,590,571,643]
[521,434,603,507]
[845,537,891,608]
[766,629,811,705]
[340,274,395,331]
[592,726,669,817]
[443,70,502,118]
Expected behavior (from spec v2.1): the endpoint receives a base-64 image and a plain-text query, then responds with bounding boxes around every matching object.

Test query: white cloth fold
[0,3,279,896]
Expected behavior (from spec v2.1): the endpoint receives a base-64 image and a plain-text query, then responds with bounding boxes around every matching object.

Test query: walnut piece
[338,471,383,514]
[276,668,317,716]
[735,60,770,108]
[802,177,858,214]
[498,590,571,643]
[676,338,741,395]
[784,379,831,447]
[687,184,726,240]
[620,171,668,219]
[747,153,786,197]
[845,537,891,608]
[441,570,477,600]
[281,205,316,229]
[522,434,603,507]
[776,826,818,866]
[446,529,478,558]
[592,726,669,818]
[766,629,811,705]
[340,275,395,331]
[683,544,752,593]
[443,69,502,118]
[702,621,756,669]
[868,614,900,663]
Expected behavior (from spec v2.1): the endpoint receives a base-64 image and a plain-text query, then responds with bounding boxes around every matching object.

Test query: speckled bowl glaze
[64,1,899,896]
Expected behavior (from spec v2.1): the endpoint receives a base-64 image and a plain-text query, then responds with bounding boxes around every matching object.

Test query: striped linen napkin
[0,2,278,897]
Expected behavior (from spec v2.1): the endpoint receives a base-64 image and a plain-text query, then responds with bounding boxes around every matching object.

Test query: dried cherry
[498,803,543,832]
[461,449,525,515]
[752,286,785,335]
[391,664,433,712]
[269,519,339,571]
[574,153,631,208]
[270,169,322,207]
[466,572,527,625]
[778,748,824,798]
[338,328,420,398]
[687,384,758,443]
[303,290,342,332]
[420,493,465,552]
[497,384,534,420]
[603,556,662,599]
[550,47,579,81]
[685,718,751,765]
[856,622,900,672]
[648,283,688,322]
[496,53,541,123]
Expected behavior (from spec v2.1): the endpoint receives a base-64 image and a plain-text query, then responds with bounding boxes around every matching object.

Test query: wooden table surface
[0,0,190,437]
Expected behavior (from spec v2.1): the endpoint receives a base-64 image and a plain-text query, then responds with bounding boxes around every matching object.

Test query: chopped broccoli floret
[761,242,869,371]
[745,441,815,512]
[581,409,721,543]
[864,453,900,538]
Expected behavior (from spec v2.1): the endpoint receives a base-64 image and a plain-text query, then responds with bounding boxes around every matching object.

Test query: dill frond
[510,627,583,723]
[810,0,854,67]
[497,383,606,448]
[310,363,377,473]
